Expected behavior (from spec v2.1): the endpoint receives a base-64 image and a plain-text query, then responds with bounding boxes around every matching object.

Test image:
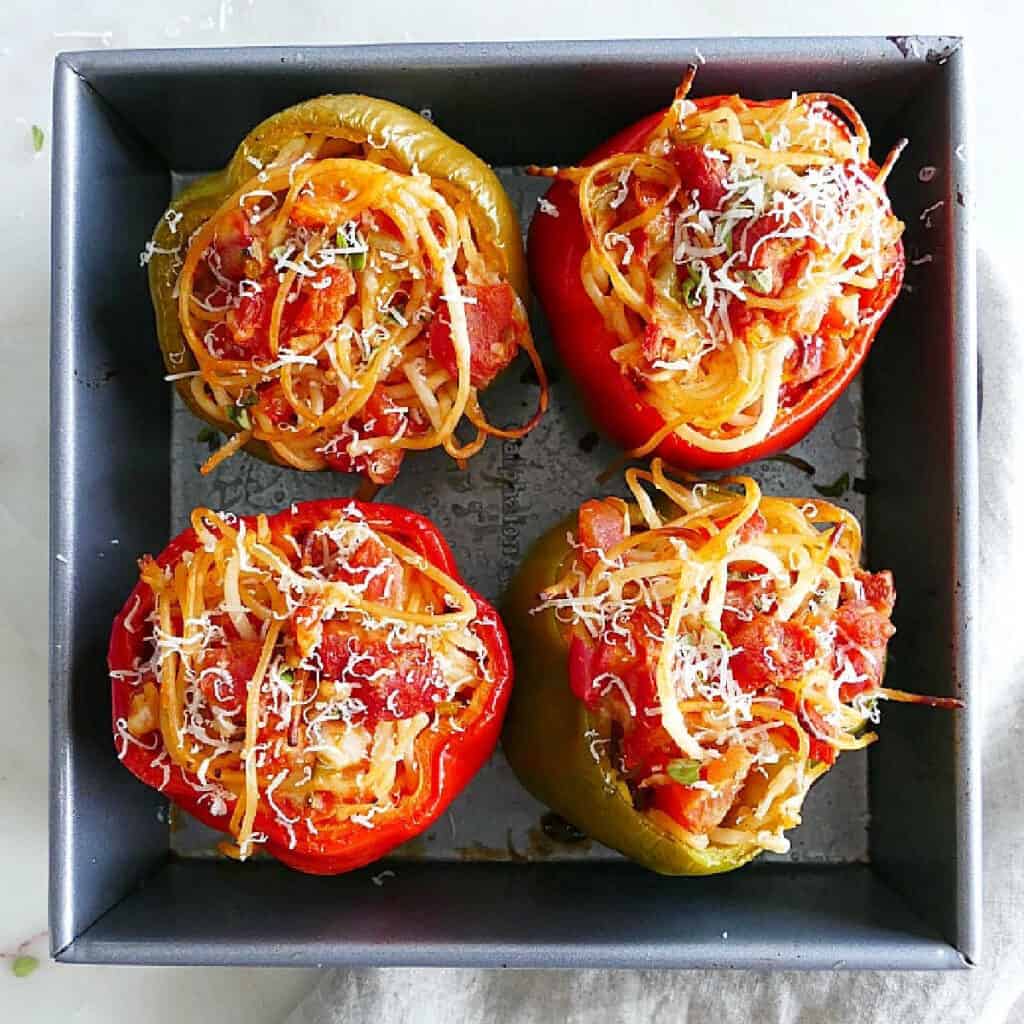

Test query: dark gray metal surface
[59,861,962,970]
[49,58,175,956]
[49,37,978,968]
[862,41,980,966]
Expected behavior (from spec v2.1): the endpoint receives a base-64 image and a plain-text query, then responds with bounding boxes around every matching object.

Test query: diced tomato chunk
[332,538,405,605]
[318,624,437,724]
[836,600,895,650]
[809,737,837,765]
[285,268,355,336]
[197,639,262,719]
[320,386,415,484]
[621,713,674,775]
[426,282,520,389]
[857,570,895,613]
[738,511,766,542]
[577,499,626,569]
[212,273,277,361]
[727,615,817,692]
[652,744,752,833]
[833,593,894,701]
[720,574,773,634]
[321,440,405,486]
[668,143,728,210]
[257,381,295,427]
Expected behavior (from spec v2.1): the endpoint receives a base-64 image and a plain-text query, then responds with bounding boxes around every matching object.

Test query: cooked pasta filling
[543,72,904,456]
[120,504,496,858]
[537,460,907,854]
[170,133,546,482]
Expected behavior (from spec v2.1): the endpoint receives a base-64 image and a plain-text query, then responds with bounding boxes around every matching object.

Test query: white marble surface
[0,1,1018,1021]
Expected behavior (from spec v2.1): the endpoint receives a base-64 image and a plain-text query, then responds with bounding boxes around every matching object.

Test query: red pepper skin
[108,499,512,875]
[528,100,905,471]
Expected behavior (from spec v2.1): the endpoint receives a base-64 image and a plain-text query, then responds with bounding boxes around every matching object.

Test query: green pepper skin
[147,94,527,467]
[501,518,763,876]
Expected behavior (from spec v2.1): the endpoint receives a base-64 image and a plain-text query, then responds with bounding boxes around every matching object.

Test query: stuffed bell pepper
[144,95,546,487]
[109,499,512,874]
[528,69,905,470]
[502,460,958,874]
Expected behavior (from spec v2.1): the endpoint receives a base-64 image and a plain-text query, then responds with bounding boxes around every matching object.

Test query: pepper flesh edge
[501,516,761,876]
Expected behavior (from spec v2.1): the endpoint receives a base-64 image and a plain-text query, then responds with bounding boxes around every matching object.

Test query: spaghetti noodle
[147,96,547,485]
[109,499,511,873]
[529,70,904,463]
[532,459,950,858]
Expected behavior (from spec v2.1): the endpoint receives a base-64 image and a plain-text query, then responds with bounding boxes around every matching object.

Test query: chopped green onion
[666,759,702,785]
[721,222,734,254]
[280,668,295,683]
[813,472,850,498]
[237,390,259,407]
[227,404,251,430]
[336,225,368,270]
[30,125,44,153]
[740,268,774,294]
[702,620,731,648]
[675,264,703,308]
[12,955,39,978]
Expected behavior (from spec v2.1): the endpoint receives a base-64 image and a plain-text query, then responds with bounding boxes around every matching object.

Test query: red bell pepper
[108,498,512,875]
[528,99,906,471]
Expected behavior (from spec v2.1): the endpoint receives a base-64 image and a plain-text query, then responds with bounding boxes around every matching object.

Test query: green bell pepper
[501,517,762,876]
[146,94,527,467]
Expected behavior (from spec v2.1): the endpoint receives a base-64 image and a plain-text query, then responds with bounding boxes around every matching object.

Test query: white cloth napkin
[286,254,1022,1024]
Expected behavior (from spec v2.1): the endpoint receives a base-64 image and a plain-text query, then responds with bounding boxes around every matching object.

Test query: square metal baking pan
[49,37,978,968]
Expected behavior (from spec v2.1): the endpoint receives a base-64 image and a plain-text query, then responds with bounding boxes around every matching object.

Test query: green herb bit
[196,426,220,452]
[12,955,39,978]
[31,125,44,153]
[676,264,703,308]
[813,472,851,498]
[702,620,732,648]
[740,268,773,294]
[280,668,295,683]
[807,758,821,770]
[237,390,259,407]
[721,222,734,254]
[227,404,252,431]
[666,759,702,785]
[346,250,367,271]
